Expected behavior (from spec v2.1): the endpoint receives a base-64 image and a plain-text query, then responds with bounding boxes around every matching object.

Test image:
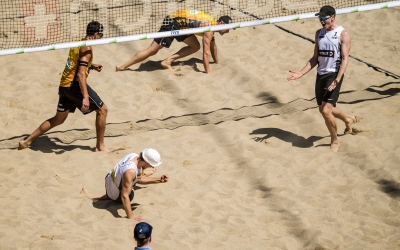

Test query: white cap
[142,148,162,167]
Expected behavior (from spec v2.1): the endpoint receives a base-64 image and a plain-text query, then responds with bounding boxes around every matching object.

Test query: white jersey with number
[317,26,345,75]
[105,153,141,200]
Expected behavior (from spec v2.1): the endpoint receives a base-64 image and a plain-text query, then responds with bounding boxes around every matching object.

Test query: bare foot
[160,60,173,69]
[344,116,362,134]
[80,187,88,194]
[80,187,97,200]
[80,188,108,201]
[18,140,30,150]
[330,141,340,152]
[116,65,126,72]
[95,146,109,152]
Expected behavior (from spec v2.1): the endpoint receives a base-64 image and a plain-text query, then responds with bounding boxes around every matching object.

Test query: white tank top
[317,26,344,75]
[105,153,141,200]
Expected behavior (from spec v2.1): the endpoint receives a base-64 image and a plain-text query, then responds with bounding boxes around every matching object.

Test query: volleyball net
[0,0,399,56]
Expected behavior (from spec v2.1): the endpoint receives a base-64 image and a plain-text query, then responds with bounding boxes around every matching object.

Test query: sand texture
[0,7,399,250]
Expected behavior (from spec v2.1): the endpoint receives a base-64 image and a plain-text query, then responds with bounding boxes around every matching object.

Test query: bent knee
[320,108,333,117]
[98,104,108,114]
[319,103,333,114]
[193,43,201,51]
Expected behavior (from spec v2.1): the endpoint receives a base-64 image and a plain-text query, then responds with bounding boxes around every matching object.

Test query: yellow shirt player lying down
[116,10,233,74]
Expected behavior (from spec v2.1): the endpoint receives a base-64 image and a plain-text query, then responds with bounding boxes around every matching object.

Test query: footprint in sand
[346,128,375,137]
[41,235,55,240]
[343,116,375,137]
[173,65,194,77]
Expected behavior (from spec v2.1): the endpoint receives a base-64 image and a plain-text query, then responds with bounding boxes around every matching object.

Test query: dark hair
[138,152,144,161]
[86,21,103,36]
[218,16,232,24]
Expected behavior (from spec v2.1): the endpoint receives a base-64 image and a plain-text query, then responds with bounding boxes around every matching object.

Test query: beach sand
[0,7,399,250]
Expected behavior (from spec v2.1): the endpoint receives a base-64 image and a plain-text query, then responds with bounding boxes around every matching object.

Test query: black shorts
[315,73,343,107]
[154,16,193,48]
[57,81,104,115]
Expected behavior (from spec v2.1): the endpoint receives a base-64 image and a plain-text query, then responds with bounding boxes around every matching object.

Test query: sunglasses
[318,16,331,21]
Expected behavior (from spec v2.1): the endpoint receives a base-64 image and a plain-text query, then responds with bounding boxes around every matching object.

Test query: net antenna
[0,0,399,56]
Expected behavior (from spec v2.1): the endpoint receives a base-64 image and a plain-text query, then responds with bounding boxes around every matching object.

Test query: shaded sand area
[0,7,399,250]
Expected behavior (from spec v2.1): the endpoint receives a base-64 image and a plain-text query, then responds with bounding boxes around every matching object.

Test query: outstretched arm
[121,170,142,221]
[210,37,219,63]
[137,174,169,185]
[287,30,320,81]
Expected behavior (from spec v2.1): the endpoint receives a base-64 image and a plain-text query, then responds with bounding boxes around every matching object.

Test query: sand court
[0,7,400,249]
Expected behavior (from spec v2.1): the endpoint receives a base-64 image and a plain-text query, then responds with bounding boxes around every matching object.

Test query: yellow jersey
[169,10,216,29]
[60,43,93,87]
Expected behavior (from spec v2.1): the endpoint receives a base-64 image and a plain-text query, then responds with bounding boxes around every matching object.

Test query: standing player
[287,6,358,152]
[116,10,232,73]
[19,21,108,151]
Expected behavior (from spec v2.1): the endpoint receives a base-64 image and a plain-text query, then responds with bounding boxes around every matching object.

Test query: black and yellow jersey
[60,42,93,87]
[169,10,216,29]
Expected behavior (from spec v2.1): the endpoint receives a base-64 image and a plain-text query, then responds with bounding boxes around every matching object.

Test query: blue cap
[134,222,153,239]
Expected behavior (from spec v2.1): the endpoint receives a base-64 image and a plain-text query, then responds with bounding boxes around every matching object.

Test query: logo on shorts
[319,50,334,57]
[171,30,179,35]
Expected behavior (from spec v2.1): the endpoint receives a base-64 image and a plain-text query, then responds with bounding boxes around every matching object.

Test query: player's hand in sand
[287,70,304,81]
[131,215,144,222]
